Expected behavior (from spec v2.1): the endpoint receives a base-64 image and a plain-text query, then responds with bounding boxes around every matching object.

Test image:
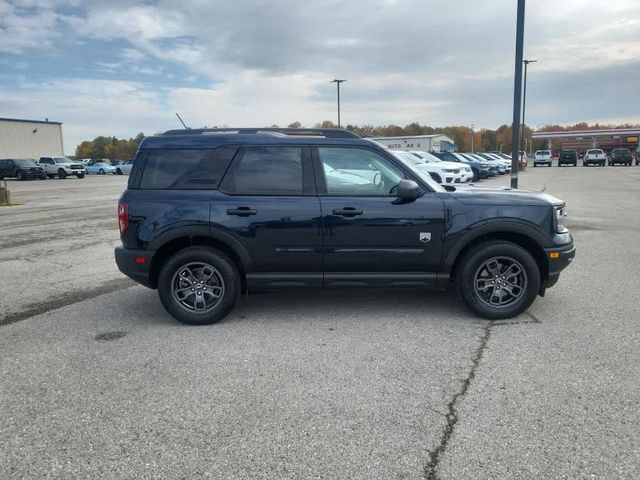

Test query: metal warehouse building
[0,117,64,159]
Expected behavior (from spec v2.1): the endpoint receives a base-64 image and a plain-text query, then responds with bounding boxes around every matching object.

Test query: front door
[314,146,445,283]
[216,145,323,288]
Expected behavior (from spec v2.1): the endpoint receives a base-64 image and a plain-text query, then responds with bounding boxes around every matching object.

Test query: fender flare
[442,220,549,272]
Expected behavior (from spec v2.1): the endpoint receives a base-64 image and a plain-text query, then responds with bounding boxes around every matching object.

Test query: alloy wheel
[171,262,225,313]
[473,256,528,308]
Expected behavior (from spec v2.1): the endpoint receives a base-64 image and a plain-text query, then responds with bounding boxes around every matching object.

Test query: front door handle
[332,207,363,217]
[227,207,257,216]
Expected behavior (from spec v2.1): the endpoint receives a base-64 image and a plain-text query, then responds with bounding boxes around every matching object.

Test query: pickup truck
[583,149,606,167]
[38,157,86,179]
[533,150,552,167]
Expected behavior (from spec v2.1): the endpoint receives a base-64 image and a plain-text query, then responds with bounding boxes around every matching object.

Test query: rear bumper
[115,246,156,289]
[543,241,576,290]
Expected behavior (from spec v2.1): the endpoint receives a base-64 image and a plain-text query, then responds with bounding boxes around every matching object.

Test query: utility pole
[510,0,526,188]
[520,59,537,164]
[470,124,475,152]
[331,79,346,127]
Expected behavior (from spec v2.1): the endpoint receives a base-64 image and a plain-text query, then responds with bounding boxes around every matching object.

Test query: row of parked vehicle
[382,149,514,184]
[0,157,135,180]
[532,148,637,167]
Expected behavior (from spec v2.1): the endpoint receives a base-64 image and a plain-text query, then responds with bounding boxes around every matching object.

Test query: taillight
[118,202,129,235]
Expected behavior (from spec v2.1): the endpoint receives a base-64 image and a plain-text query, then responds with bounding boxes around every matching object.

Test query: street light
[470,124,475,152]
[331,79,346,127]
[509,0,526,188]
[520,59,537,162]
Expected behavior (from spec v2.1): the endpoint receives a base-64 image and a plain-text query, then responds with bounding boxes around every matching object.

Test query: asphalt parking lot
[1,166,639,479]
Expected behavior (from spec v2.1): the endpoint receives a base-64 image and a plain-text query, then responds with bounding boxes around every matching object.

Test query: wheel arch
[446,227,549,285]
[148,233,252,290]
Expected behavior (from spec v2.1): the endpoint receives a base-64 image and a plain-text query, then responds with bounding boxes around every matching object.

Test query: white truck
[533,150,552,167]
[37,156,86,179]
[583,149,606,167]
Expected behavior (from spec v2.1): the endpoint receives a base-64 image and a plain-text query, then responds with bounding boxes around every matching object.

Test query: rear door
[313,145,445,284]
[216,145,323,287]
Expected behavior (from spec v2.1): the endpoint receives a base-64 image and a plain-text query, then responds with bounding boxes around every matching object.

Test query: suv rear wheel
[58,169,67,179]
[457,241,540,319]
[157,246,241,325]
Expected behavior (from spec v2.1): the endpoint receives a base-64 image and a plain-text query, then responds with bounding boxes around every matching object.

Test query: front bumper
[543,241,576,290]
[115,246,156,289]
[65,168,86,174]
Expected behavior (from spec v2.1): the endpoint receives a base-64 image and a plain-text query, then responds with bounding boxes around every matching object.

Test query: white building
[368,134,456,153]
[0,117,64,159]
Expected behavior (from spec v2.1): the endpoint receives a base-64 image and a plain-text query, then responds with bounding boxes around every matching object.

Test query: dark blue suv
[115,128,575,325]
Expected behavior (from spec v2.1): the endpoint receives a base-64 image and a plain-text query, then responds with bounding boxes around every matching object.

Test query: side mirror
[396,179,423,201]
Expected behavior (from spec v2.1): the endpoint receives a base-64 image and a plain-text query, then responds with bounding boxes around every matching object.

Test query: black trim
[115,246,154,288]
[324,272,438,287]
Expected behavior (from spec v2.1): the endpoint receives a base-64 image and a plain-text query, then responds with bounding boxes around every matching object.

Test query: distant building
[368,134,456,152]
[532,128,640,155]
[0,117,64,159]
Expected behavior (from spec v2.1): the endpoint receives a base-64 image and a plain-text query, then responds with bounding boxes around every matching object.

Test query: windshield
[14,159,38,167]
[395,151,424,165]
[536,151,550,155]
[390,151,445,193]
[54,157,72,163]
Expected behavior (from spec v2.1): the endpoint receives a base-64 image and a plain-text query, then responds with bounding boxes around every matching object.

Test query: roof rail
[161,127,360,138]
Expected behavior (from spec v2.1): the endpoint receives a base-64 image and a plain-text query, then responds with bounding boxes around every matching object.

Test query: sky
[1,0,639,154]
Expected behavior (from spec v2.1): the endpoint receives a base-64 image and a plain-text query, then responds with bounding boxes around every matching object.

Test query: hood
[437,161,470,170]
[447,184,564,207]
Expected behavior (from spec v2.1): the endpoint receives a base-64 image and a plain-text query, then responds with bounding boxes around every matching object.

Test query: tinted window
[140,146,237,189]
[222,146,303,195]
[318,147,405,196]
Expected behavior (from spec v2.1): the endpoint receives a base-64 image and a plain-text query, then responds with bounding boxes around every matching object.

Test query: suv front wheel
[158,246,241,325]
[457,241,540,319]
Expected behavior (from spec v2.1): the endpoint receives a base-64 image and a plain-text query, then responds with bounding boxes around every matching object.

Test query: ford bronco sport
[115,128,575,325]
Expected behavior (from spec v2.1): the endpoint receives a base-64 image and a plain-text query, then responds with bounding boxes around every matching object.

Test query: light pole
[520,59,537,163]
[510,0,526,188]
[470,124,475,152]
[331,79,346,127]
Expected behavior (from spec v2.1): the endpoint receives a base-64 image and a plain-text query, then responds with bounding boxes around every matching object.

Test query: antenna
[175,113,189,129]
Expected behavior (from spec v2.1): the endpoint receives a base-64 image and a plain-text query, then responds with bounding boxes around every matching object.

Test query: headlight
[554,206,568,233]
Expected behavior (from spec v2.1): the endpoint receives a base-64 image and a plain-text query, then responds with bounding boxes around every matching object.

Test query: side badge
[419,232,431,243]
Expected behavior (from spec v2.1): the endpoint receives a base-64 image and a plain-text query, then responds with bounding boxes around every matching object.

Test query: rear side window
[221,146,304,195]
[139,146,237,189]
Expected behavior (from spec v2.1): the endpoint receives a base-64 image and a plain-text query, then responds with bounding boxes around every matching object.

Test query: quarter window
[318,147,405,196]
[222,146,304,195]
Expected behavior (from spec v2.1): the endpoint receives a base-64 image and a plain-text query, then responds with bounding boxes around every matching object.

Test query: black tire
[116,168,123,175]
[76,173,85,179]
[157,246,241,325]
[40,175,47,180]
[456,241,540,320]
[47,174,55,179]
[17,171,25,181]
[58,169,67,179]
[99,168,105,175]
[573,162,577,167]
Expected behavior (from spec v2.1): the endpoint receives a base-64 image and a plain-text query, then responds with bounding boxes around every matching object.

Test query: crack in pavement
[424,322,493,480]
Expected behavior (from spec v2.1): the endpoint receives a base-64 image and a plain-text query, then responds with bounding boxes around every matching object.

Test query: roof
[532,128,640,139]
[0,117,63,125]
[143,129,371,150]
[368,134,451,140]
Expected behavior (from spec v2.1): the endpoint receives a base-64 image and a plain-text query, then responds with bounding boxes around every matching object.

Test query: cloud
[1,0,638,154]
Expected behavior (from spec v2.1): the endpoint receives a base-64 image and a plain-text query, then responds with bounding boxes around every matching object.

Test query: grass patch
[0,203,22,207]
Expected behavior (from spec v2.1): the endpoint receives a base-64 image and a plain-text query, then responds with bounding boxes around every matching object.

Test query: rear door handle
[332,207,363,217]
[227,207,257,216]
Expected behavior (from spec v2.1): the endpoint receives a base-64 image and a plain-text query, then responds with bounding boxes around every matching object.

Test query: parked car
[390,150,462,184]
[431,151,491,182]
[0,159,47,180]
[476,153,512,173]
[558,150,578,167]
[533,150,552,167]
[408,151,473,183]
[467,153,506,174]
[115,127,575,325]
[609,148,633,166]
[38,157,86,179]
[85,160,117,175]
[115,159,134,175]
[583,149,606,167]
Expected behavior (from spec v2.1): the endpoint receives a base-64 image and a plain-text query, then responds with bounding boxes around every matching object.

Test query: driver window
[318,147,405,196]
